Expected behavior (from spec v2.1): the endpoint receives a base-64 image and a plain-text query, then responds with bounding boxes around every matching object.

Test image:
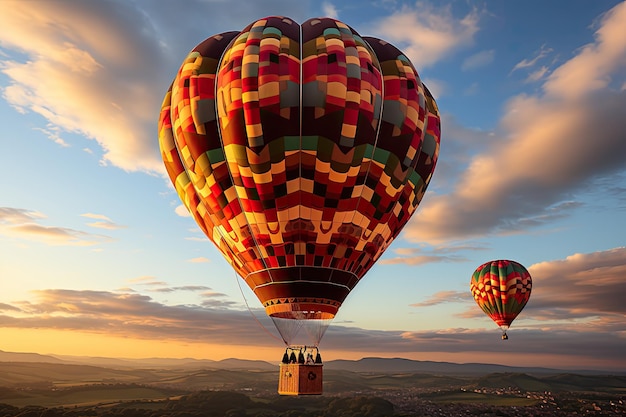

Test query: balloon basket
[278,346,323,395]
[278,363,323,395]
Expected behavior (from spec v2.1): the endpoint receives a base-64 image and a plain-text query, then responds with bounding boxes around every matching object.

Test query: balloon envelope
[470,260,532,334]
[159,16,441,344]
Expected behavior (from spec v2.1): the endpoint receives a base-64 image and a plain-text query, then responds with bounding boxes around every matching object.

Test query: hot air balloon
[158,16,441,394]
[470,260,532,340]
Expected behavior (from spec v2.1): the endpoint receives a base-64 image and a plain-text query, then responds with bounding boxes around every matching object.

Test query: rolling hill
[2,350,623,376]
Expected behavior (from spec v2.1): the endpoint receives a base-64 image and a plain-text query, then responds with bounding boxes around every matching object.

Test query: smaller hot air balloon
[470,260,532,340]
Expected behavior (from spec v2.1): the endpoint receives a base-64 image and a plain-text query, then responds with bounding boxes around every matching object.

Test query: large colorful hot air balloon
[158,16,440,377]
[470,260,532,340]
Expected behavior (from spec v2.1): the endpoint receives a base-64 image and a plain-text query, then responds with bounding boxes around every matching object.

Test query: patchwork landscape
[0,351,624,416]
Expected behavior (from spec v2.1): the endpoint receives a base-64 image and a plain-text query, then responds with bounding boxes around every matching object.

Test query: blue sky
[1,0,625,371]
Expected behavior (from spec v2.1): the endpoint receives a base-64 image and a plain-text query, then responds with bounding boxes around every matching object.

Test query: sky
[0,0,625,372]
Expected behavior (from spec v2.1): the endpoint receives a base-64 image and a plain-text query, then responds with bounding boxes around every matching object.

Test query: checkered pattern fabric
[159,17,441,320]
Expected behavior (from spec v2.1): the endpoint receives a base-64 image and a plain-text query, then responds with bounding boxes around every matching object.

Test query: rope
[233,270,285,344]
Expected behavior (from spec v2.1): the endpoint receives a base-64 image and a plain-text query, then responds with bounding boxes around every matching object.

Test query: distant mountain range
[323,357,602,375]
[0,350,271,370]
[0,350,66,364]
[0,349,622,376]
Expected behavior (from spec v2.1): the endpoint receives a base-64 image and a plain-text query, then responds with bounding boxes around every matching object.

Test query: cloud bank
[1,246,624,370]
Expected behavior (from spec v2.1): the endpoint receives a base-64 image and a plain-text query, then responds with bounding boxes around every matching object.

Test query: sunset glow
[1,0,625,373]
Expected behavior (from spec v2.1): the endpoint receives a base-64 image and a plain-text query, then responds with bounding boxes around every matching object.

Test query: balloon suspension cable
[500,326,509,340]
[233,270,285,344]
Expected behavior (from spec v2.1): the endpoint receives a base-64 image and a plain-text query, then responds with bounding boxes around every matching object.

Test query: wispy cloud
[33,124,70,147]
[0,207,112,246]
[81,213,111,221]
[81,213,126,230]
[379,244,482,265]
[127,277,226,299]
[380,253,466,266]
[127,276,158,284]
[410,290,467,307]
[188,257,210,263]
[322,1,339,19]
[461,49,494,71]
[186,236,210,242]
[0,303,22,313]
[150,285,212,293]
[524,65,549,83]
[0,207,44,223]
[511,44,554,73]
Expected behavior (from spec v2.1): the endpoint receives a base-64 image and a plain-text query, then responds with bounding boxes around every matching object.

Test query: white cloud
[405,2,626,244]
[371,2,482,67]
[322,1,339,19]
[175,205,191,217]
